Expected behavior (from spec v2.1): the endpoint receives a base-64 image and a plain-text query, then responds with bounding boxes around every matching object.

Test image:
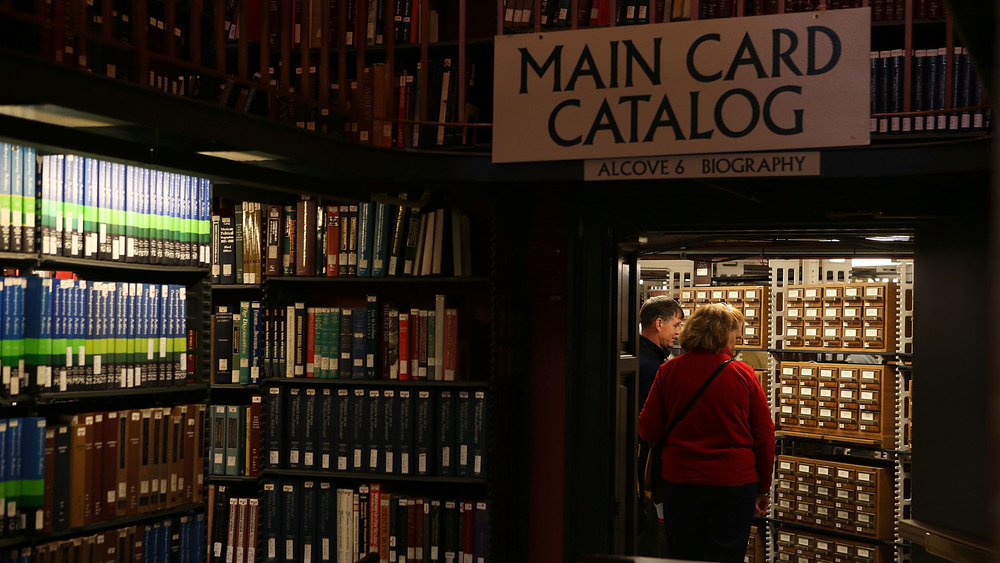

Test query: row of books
[207,486,258,563]
[256,480,489,563]
[213,197,473,283]
[237,0,429,48]
[42,406,207,536]
[263,386,488,478]
[0,276,191,395]
[0,143,37,255]
[39,154,213,267]
[208,399,262,478]
[212,295,465,384]
[29,514,207,563]
[506,0,947,30]
[870,46,990,135]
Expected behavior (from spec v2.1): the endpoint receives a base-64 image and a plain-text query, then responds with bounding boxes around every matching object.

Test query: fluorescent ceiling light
[828,258,846,263]
[852,258,899,267]
[0,104,124,127]
[198,150,278,162]
[866,235,911,242]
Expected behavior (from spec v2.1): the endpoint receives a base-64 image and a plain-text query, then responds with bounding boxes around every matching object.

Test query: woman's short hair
[678,303,745,353]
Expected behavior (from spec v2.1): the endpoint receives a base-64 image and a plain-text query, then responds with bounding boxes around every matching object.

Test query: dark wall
[912,214,990,544]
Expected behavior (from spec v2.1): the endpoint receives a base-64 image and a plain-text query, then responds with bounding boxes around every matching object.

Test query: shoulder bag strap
[659,358,734,442]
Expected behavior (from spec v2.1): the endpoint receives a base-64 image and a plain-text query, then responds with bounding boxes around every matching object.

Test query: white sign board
[493,9,871,164]
[583,150,820,180]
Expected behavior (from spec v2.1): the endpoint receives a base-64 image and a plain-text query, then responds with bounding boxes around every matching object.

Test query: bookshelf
[0,144,214,560]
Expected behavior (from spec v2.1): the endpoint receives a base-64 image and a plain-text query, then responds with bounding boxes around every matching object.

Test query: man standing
[636,295,683,556]
[638,296,683,410]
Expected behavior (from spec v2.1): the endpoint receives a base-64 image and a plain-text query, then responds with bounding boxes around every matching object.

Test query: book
[219,216,237,285]
[325,205,341,277]
[302,387,319,470]
[296,197,318,276]
[414,390,435,476]
[357,202,374,277]
[281,480,302,562]
[265,204,283,277]
[261,480,281,563]
[301,480,318,563]
[287,386,305,469]
[436,390,455,476]
[317,481,336,563]
[264,386,284,469]
[248,394,263,477]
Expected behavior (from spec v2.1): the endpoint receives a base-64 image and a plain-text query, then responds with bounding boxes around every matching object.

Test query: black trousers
[660,480,757,563]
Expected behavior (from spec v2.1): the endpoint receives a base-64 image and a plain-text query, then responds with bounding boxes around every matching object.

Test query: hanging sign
[492,8,871,164]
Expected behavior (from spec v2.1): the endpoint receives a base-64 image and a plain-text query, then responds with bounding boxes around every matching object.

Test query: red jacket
[639,348,775,494]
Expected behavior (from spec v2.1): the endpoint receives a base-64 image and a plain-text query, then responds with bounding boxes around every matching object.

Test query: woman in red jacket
[638,303,775,563]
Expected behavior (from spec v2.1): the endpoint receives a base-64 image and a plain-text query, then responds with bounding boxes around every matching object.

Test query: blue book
[436,389,456,476]
[263,386,284,469]
[371,201,394,278]
[96,160,112,260]
[316,481,336,563]
[317,388,336,471]
[335,389,351,471]
[171,284,186,385]
[351,307,366,379]
[365,295,379,379]
[61,154,80,257]
[471,390,489,478]
[24,277,53,392]
[110,162,126,262]
[224,405,240,476]
[300,480,318,563]
[6,418,22,533]
[350,388,367,472]
[50,280,70,392]
[210,405,226,475]
[238,301,250,385]
[83,282,98,389]
[0,421,7,536]
[414,390,435,476]
[356,201,373,277]
[113,281,127,388]
[396,389,414,475]
[0,143,13,253]
[366,388,383,473]
[301,387,318,470]
[261,480,282,563]
[20,146,35,255]
[286,386,304,469]
[40,154,63,256]
[4,277,25,396]
[83,157,98,259]
[9,145,22,254]
[455,390,473,477]
[280,480,302,563]
[381,388,398,474]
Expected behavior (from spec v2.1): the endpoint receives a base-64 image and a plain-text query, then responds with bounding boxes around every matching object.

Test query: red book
[462,501,475,562]
[90,413,105,523]
[443,307,458,381]
[406,498,418,562]
[398,312,410,380]
[102,412,120,520]
[306,307,317,377]
[248,394,263,477]
[325,205,340,277]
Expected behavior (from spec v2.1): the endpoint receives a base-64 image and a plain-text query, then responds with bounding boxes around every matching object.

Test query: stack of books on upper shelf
[0,275,192,397]
[38,153,213,267]
[871,46,991,136]
[258,480,489,563]
[212,294,469,384]
[263,384,488,478]
[208,397,263,478]
[206,485,259,563]
[212,196,474,284]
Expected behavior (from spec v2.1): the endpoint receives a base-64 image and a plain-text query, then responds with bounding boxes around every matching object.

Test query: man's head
[639,295,684,349]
